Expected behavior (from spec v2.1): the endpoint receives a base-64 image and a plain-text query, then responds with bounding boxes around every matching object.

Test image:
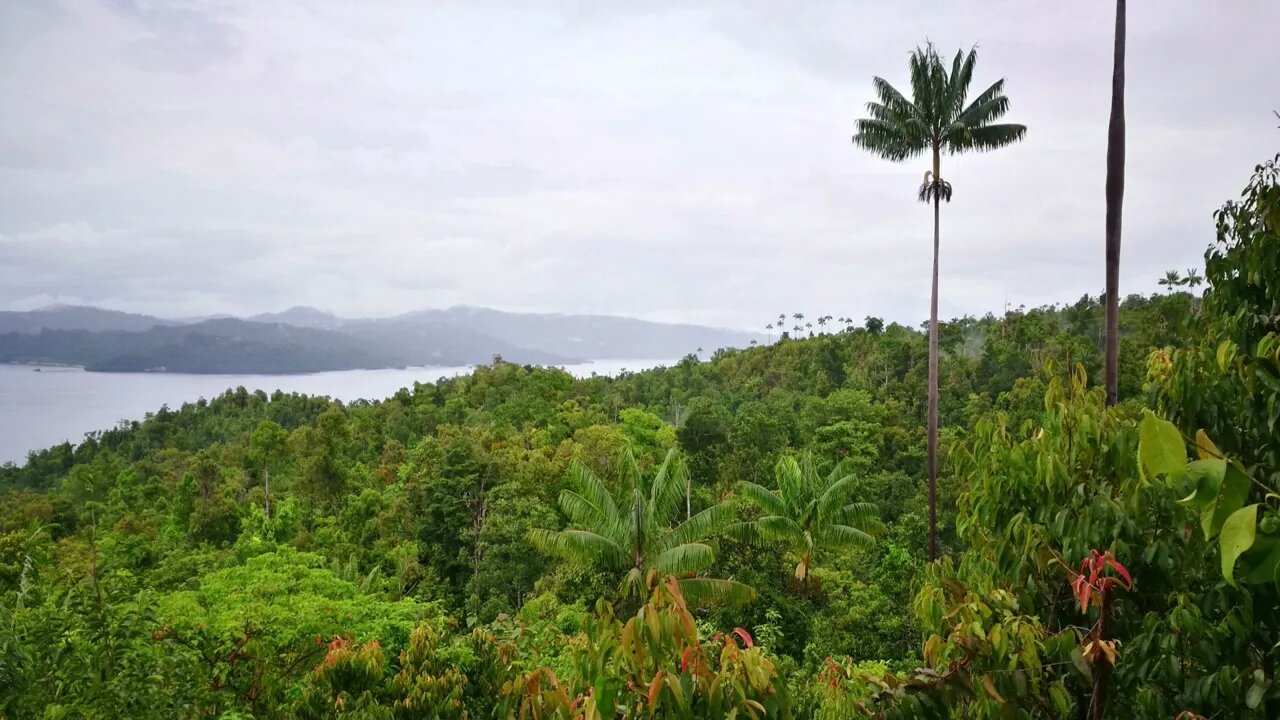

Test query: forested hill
[0,277,1209,716]
[2,148,1273,717]
[0,305,762,373]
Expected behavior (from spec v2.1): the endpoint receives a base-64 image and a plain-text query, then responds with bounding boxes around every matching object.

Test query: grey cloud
[0,0,1277,329]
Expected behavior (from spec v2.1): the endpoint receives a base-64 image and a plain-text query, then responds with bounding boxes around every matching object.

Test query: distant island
[0,305,762,374]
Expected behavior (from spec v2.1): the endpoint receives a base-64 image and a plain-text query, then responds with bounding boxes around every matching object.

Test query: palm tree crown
[1158,269,1183,292]
[853,44,1026,201]
[734,454,881,583]
[530,448,752,604]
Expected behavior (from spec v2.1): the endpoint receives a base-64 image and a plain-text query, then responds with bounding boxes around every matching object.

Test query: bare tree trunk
[1104,0,1126,407]
[263,465,270,518]
[928,168,941,563]
[1093,5,1126,717]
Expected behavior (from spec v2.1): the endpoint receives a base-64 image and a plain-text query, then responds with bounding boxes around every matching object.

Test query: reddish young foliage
[1071,550,1133,613]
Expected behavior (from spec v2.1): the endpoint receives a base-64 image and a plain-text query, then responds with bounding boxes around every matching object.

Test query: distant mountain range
[0,305,761,374]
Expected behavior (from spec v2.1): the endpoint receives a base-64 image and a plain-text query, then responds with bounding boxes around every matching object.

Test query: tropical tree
[1104,0,1127,407]
[1158,269,1182,293]
[1183,267,1204,288]
[248,420,287,518]
[852,43,1026,560]
[530,448,753,604]
[734,454,881,584]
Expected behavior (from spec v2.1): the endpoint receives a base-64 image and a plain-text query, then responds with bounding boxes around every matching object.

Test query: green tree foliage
[530,449,751,605]
[735,454,881,583]
[155,549,429,716]
[0,159,1262,717]
[849,157,1280,718]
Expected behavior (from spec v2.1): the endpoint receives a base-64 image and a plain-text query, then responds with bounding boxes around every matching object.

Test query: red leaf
[732,628,754,648]
[680,646,695,672]
[1105,556,1133,588]
[647,672,665,708]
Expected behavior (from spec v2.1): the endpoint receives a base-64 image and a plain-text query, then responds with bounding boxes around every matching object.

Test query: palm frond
[626,486,645,555]
[962,122,1027,152]
[817,523,876,550]
[815,473,859,524]
[558,490,610,530]
[954,80,1010,128]
[677,577,757,607]
[737,481,786,517]
[908,44,940,126]
[566,461,618,521]
[835,502,882,530]
[947,100,1011,149]
[958,78,1008,120]
[724,521,760,543]
[651,542,716,576]
[616,446,641,494]
[948,48,977,116]
[852,118,925,161]
[648,448,687,524]
[872,76,915,114]
[756,515,805,543]
[531,527,628,569]
[774,456,803,508]
[620,567,646,599]
[657,502,735,553]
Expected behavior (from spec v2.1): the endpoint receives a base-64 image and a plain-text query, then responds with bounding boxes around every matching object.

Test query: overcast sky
[2,1,1277,329]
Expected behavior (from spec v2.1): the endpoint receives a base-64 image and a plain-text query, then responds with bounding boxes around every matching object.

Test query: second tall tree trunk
[1104,0,1126,407]
[928,177,941,563]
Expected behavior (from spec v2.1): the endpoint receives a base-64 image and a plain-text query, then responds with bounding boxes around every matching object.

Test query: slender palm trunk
[1104,0,1126,407]
[263,465,270,518]
[927,150,941,563]
[1093,5,1126,718]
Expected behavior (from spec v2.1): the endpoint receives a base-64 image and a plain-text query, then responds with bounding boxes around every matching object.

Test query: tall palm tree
[1104,0,1127,408]
[1183,268,1203,289]
[853,43,1026,561]
[733,454,881,584]
[530,448,753,605]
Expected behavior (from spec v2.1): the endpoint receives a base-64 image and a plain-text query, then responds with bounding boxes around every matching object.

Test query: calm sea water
[0,359,668,466]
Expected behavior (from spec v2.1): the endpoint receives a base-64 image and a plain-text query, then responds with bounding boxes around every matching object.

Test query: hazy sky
[2,1,1277,329]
